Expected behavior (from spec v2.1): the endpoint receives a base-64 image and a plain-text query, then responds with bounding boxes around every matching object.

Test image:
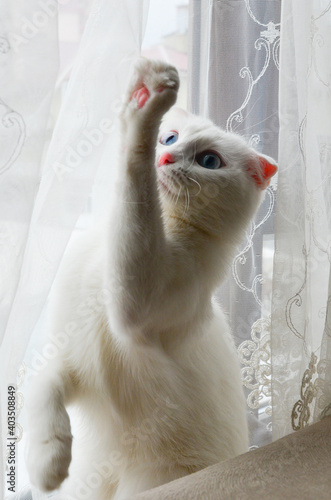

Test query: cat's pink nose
[158,153,175,167]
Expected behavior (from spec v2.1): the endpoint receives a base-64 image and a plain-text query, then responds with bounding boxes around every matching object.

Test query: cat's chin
[158,177,181,199]
[158,178,172,195]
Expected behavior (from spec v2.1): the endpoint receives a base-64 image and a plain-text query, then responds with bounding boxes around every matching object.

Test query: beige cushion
[128,416,331,499]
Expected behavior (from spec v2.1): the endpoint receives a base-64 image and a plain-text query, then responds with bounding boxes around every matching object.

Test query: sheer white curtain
[1,1,149,497]
[272,0,331,440]
[189,0,281,448]
[190,0,331,448]
[1,3,59,497]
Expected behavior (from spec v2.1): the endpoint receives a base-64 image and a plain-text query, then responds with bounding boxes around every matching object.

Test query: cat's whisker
[186,144,197,174]
[175,185,182,206]
[187,176,201,196]
[183,186,190,218]
[240,95,262,128]
[230,95,275,136]
[182,189,187,218]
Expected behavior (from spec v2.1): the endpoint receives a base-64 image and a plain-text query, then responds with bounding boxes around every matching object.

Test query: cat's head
[156,108,277,242]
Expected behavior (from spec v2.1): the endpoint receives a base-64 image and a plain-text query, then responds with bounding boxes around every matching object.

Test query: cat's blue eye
[196,151,223,170]
[159,131,179,146]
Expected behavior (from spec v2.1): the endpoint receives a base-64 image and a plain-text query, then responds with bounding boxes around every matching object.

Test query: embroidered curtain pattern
[190,0,331,447]
[272,0,331,439]
[190,0,281,447]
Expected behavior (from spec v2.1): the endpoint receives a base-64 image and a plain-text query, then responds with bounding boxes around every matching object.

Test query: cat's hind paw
[27,432,72,492]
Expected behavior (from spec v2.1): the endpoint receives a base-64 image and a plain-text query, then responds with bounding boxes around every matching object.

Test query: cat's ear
[248,153,278,190]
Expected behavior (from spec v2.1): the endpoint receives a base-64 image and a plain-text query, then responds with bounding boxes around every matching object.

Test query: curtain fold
[0,1,59,376]
[272,0,331,440]
[1,3,59,497]
[1,0,149,497]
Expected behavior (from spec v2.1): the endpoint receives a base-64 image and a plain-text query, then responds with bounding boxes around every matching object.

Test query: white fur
[26,59,276,500]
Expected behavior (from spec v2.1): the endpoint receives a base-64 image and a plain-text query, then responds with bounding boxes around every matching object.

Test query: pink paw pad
[132,86,150,109]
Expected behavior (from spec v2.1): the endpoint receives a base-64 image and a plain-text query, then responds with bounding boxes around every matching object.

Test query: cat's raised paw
[125,58,179,116]
[132,86,150,109]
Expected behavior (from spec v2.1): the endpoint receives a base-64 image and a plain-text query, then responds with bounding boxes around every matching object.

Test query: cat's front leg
[107,60,179,337]
[26,362,73,492]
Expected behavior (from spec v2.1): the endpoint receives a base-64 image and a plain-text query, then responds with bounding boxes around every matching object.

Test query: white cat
[26,59,277,500]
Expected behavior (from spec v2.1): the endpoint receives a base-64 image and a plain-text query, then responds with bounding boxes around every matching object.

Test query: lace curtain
[190,0,331,447]
[1,0,331,498]
[190,0,281,448]
[272,0,331,439]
